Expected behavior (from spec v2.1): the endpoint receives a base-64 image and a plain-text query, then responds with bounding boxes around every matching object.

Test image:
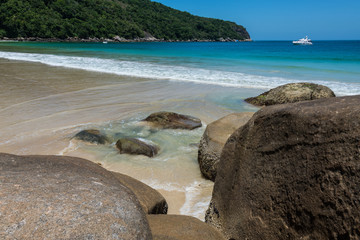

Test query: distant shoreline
[0,36,252,43]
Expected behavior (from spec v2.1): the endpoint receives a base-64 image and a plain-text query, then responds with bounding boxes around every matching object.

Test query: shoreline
[0,36,253,43]
[2,41,359,98]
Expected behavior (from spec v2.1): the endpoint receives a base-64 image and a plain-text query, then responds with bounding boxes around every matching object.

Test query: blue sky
[152,0,360,40]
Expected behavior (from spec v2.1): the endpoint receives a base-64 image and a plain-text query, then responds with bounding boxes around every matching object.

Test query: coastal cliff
[0,0,250,42]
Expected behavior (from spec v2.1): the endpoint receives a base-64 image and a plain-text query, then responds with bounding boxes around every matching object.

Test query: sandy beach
[0,58,260,219]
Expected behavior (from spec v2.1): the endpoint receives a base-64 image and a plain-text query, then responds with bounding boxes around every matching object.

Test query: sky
[152,0,360,40]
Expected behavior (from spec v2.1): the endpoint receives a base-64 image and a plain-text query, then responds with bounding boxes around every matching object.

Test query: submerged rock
[198,112,254,181]
[245,82,335,106]
[189,143,200,148]
[143,111,202,130]
[114,125,158,141]
[73,129,109,144]
[0,153,152,239]
[148,215,225,240]
[116,138,159,157]
[206,95,360,239]
[112,172,168,214]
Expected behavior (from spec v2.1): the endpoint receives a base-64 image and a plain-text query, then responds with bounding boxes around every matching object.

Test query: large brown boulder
[245,82,335,106]
[143,111,202,130]
[116,137,159,157]
[111,172,168,214]
[0,153,152,240]
[206,95,360,240]
[148,215,226,240]
[198,112,254,181]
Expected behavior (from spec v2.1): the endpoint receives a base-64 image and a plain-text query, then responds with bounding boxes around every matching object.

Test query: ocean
[0,40,359,220]
[1,41,360,95]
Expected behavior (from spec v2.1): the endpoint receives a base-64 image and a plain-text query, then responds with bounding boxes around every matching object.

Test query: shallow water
[0,59,260,219]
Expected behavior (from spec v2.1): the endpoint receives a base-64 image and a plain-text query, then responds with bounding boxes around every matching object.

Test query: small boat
[293,36,312,45]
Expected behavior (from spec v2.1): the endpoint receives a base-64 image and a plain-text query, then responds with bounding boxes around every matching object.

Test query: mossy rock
[245,82,335,106]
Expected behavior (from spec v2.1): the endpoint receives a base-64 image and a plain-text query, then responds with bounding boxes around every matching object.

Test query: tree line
[0,0,250,41]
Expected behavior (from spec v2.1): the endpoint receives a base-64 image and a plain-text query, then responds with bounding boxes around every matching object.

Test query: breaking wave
[0,51,359,96]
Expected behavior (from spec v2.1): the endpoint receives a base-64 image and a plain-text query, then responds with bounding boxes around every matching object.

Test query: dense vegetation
[0,0,250,41]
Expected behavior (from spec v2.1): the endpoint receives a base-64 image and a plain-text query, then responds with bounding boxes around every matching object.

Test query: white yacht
[293,36,312,45]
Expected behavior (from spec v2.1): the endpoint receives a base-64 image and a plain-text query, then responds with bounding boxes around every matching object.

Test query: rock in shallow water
[198,112,254,181]
[73,129,109,144]
[0,153,152,239]
[245,82,335,106]
[206,95,360,240]
[143,111,202,130]
[116,137,159,157]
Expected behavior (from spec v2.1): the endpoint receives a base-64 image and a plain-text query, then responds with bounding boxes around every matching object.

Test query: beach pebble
[245,82,335,106]
[206,95,360,239]
[143,111,202,130]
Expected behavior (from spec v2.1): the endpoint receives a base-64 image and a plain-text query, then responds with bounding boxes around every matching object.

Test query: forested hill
[0,0,250,41]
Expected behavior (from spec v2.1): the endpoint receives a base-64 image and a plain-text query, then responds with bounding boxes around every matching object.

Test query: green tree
[0,0,250,40]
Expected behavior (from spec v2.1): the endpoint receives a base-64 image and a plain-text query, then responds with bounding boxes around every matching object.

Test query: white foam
[179,181,213,220]
[142,179,184,192]
[57,139,78,155]
[143,178,214,219]
[1,51,359,96]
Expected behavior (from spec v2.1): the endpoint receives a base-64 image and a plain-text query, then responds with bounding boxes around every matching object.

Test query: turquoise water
[0,41,360,95]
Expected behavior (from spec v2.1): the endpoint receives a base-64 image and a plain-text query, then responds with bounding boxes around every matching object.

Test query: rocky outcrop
[1,152,235,239]
[116,138,159,157]
[245,82,335,106]
[148,215,225,240]
[206,95,360,240]
[0,153,152,239]
[112,172,168,214]
[143,112,202,130]
[198,112,254,181]
[73,129,109,144]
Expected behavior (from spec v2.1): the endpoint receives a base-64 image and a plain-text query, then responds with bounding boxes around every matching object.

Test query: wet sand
[0,58,260,219]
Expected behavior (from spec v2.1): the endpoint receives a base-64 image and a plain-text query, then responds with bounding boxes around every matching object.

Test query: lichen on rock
[245,82,335,106]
